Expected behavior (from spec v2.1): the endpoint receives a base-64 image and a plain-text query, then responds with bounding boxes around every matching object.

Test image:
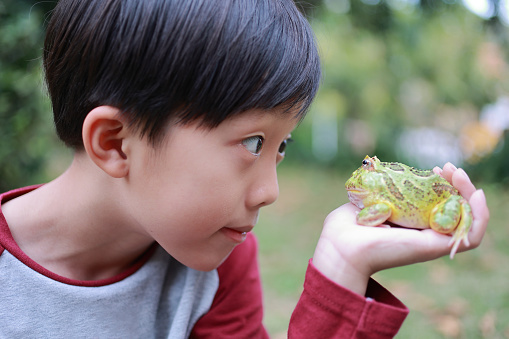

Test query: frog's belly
[388,210,430,230]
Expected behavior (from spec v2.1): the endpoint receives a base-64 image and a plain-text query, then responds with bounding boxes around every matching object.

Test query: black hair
[43,0,321,149]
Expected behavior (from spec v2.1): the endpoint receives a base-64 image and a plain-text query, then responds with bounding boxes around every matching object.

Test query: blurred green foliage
[291,0,509,184]
[1,0,509,189]
[0,0,61,192]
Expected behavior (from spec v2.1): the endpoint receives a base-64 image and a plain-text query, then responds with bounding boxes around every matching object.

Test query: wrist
[312,236,370,296]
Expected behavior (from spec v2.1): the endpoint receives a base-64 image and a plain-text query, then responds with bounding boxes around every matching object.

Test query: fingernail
[447,162,458,171]
[457,168,471,182]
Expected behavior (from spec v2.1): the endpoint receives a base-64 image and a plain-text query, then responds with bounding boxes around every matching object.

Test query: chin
[185,249,234,272]
[188,260,223,272]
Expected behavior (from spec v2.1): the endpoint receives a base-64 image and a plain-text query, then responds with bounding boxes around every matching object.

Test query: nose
[246,163,279,208]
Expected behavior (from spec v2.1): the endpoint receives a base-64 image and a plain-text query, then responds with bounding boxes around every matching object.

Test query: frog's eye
[362,158,376,171]
[242,136,264,155]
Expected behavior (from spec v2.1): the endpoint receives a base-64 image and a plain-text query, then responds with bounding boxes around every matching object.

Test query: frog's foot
[448,201,473,259]
[430,196,473,259]
[356,203,392,226]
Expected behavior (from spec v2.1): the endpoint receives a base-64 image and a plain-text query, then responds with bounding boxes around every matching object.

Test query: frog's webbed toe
[356,203,392,226]
[448,230,470,259]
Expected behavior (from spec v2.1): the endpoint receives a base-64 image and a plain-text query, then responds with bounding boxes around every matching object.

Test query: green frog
[345,155,472,259]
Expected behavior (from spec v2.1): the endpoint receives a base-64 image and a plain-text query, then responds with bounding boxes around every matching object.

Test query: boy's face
[125,109,297,271]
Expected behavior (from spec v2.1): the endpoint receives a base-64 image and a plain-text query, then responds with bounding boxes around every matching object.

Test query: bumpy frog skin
[345,155,473,259]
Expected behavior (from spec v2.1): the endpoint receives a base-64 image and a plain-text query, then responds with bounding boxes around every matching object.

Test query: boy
[0,0,489,337]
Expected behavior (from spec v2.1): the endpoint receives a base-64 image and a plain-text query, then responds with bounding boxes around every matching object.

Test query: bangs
[176,0,322,128]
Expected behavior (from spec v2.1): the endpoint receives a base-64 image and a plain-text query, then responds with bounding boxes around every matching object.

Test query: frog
[345,155,472,259]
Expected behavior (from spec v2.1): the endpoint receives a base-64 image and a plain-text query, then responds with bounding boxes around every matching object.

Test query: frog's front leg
[430,195,472,259]
[357,203,392,226]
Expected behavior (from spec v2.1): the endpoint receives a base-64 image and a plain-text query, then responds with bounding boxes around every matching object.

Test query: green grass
[255,163,509,338]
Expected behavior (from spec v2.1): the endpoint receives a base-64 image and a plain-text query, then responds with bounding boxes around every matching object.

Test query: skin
[2,105,490,299]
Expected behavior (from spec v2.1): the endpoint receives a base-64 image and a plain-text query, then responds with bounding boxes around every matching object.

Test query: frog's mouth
[345,188,367,209]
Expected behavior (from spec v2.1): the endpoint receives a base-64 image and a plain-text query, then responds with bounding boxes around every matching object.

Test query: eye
[278,137,293,155]
[242,136,264,155]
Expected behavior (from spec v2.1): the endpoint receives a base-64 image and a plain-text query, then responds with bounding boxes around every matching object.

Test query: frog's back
[378,161,459,228]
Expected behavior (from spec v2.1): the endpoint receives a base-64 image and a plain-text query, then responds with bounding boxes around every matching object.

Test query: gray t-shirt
[0,244,219,339]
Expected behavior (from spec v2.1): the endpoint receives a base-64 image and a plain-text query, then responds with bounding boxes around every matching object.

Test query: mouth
[221,226,254,244]
[345,187,366,195]
[231,225,254,233]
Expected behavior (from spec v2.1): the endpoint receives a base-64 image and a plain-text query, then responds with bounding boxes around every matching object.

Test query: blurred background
[1,0,508,337]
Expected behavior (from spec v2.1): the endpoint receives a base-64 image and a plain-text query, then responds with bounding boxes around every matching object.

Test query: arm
[289,164,488,337]
[289,260,408,338]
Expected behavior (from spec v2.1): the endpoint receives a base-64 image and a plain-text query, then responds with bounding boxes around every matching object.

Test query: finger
[433,166,442,176]
[466,189,489,248]
[451,168,476,200]
[440,162,457,183]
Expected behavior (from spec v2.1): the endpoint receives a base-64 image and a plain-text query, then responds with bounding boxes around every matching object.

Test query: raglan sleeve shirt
[190,233,409,338]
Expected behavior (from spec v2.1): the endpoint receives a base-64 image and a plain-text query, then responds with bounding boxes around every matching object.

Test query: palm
[322,203,453,276]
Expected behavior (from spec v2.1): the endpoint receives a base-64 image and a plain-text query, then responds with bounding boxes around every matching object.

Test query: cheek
[127,134,249,235]
[140,183,241,271]
[134,159,244,231]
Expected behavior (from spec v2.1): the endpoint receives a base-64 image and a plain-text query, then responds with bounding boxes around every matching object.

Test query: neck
[2,154,154,281]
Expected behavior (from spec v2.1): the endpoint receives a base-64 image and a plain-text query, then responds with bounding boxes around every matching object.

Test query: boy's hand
[312,163,489,296]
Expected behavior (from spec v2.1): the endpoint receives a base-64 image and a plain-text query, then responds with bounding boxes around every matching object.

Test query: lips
[221,226,253,243]
[230,225,254,233]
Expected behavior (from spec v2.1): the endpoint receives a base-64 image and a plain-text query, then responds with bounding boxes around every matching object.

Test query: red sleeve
[191,235,408,338]
[289,259,409,338]
[190,232,269,338]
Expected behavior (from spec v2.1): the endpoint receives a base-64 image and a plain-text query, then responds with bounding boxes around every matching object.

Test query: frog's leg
[357,203,392,226]
[429,195,472,259]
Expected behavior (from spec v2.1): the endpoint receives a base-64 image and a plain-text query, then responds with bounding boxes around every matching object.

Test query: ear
[82,106,131,178]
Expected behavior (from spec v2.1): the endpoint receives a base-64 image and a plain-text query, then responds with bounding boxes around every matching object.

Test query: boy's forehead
[221,107,301,129]
[168,107,299,139]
